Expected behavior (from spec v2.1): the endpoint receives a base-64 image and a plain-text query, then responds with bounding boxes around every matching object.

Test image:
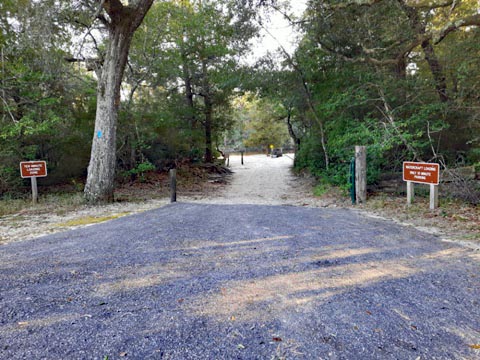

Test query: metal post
[241,151,244,165]
[407,181,414,206]
[355,146,367,204]
[169,169,177,203]
[31,177,38,204]
[350,157,356,205]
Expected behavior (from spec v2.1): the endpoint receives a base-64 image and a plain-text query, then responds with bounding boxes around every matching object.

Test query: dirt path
[200,154,343,207]
[210,153,299,205]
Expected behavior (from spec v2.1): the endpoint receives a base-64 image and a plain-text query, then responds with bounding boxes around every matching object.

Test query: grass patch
[56,213,130,227]
[0,198,29,217]
[313,183,330,197]
[0,192,86,217]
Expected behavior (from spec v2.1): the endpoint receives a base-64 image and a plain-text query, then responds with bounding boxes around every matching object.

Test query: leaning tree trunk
[84,0,153,204]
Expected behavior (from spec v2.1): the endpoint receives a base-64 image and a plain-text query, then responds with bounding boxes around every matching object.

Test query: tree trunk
[201,58,213,163]
[422,40,448,102]
[84,0,153,203]
[182,56,196,150]
[296,66,329,169]
[84,25,133,203]
[286,109,301,151]
[399,1,448,103]
[204,94,213,163]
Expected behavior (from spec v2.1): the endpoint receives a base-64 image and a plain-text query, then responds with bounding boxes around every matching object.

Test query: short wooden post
[169,169,176,203]
[241,151,244,165]
[226,154,230,167]
[31,177,38,204]
[430,184,438,210]
[407,181,414,206]
[355,146,367,204]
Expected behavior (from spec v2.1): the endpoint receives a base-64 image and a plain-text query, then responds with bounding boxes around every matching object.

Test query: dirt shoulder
[357,193,480,250]
[0,163,224,245]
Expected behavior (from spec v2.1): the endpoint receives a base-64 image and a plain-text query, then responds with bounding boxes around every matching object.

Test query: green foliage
[288,0,480,199]
[0,1,97,196]
[313,182,329,197]
[236,96,291,150]
[123,161,156,182]
[123,0,259,164]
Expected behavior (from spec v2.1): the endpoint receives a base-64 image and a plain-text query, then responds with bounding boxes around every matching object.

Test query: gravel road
[0,155,479,359]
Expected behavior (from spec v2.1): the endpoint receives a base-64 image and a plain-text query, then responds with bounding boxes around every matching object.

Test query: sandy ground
[200,154,341,206]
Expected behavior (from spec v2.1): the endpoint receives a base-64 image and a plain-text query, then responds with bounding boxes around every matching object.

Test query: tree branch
[434,14,480,44]
[102,0,125,18]
[331,0,453,9]
[316,11,479,67]
[131,0,155,30]
[93,0,106,21]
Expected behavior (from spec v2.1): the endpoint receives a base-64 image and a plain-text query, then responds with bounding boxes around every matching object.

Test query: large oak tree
[84,0,153,203]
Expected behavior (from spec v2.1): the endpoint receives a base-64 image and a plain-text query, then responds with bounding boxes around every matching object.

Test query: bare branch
[267,4,304,26]
[374,85,422,161]
[405,0,454,9]
[316,9,479,68]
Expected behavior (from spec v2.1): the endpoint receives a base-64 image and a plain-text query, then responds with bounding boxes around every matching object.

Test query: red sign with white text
[403,162,439,185]
[20,161,47,178]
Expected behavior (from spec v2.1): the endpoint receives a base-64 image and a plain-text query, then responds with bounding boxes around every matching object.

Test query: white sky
[247,0,307,63]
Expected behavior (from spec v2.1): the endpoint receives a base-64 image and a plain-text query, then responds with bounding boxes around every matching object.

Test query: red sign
[20,161,47,178]
[403,162,439,185]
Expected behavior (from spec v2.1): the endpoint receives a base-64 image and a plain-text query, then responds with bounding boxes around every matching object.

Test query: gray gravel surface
[1,202,479,359]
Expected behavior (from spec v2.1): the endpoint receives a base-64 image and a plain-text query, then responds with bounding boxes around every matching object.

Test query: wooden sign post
[355,146,367,204]
[169,168,177,203]
[403,162,440,210]
[20,161,47,204]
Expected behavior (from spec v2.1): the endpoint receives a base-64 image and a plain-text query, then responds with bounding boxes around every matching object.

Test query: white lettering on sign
[20,161,47,178]
[403,162,439,185]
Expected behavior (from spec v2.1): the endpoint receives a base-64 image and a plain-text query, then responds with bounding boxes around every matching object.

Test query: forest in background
[0,0,479,203]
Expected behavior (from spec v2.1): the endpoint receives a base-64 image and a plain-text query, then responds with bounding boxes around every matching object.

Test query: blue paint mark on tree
[97,131,103,139]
